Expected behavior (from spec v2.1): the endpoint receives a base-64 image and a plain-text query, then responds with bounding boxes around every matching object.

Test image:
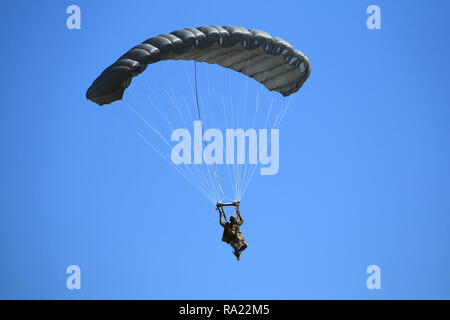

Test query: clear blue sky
[1,0,449,299]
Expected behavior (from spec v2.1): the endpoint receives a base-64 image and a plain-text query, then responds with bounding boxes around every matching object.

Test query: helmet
[230,215,237,223]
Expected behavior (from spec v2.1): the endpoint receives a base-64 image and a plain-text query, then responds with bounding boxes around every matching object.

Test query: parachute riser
[216,201,240,221]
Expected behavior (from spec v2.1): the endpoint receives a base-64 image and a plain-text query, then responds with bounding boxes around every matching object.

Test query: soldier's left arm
[236,207,244,225]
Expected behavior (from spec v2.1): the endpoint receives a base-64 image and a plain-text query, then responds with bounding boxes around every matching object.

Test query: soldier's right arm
[219,208,226,227]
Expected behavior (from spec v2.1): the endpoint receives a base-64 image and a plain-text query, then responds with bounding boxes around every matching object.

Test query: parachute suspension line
[106,95,213,204]
[240,94,293,200]
[193,62,202,124]
[179,93,218,199]
[131,78,218,202]
[160,64,218,201]
[202,58,228,200]
[203,55,224,197]
[194,61,226,201]
[274,95,293,129]
[227,55,238,202]
[221,95,236,199]
[205,59,215,131]
[236,56,250,201]
[127,100,212,197]
[238,68,267,200]
[163,85,217,198]
[241,96,275,198]
[182,61,219,201]
[125,95,217,203]
[137,132,216,204]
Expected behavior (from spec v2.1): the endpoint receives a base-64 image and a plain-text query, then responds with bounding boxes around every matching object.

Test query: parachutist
[218,202,248,261]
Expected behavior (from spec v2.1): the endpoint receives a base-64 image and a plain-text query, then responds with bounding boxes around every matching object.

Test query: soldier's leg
[239,242,248,252]
[230,242,240,258]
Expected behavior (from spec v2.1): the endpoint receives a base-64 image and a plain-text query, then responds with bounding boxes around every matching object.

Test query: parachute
[86,25,310,106]
[86,25,310,204]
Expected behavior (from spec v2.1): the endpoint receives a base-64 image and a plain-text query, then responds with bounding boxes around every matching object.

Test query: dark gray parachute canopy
[86,25,311,106]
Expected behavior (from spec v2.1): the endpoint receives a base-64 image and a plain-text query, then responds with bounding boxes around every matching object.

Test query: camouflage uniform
[222,220,246,247]
[219,207,248,259]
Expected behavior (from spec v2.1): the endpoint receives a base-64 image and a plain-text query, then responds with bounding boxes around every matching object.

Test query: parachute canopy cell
[86,25,311,106]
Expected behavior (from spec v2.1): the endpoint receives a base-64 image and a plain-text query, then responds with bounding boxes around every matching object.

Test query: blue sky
[0,0,449,299]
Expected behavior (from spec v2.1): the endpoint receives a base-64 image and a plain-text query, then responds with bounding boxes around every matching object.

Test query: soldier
[217,201,248,261]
